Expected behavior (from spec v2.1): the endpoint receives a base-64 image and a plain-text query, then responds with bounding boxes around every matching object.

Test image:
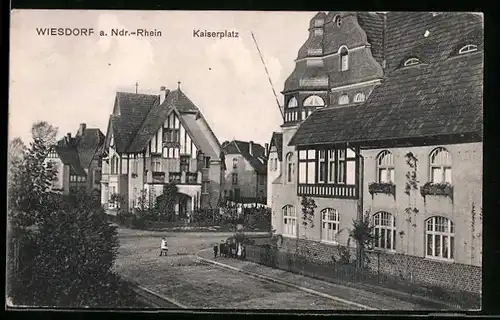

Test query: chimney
[159,86,167,105]
[249,141,254,156]
[66,132,71,144]
[265,143,269,157]
[78,123,86,136]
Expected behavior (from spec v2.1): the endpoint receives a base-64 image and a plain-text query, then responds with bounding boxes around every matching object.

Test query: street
[115,228,358,309]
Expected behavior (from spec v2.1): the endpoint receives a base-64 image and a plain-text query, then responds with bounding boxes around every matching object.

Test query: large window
[282,205,297,237]
[298,148,356,185]
[286,152,295,183]
[152,159,162,172]
[298,150,316,184]
[429,147,452,183]
[163,128,180,143]
[377,150,395,183]
[321,208,340,243]
[425,216,454,260]
[373,212,396,250]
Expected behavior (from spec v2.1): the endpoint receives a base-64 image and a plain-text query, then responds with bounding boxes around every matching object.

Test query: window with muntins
[404,57,420,67]
[282,205,297,237]
[429,147,452,183]
[373,212,396,250]
[377,150,395,183]
[303,95,325,107]
[354,92,366,103]
[321,208,340,243]
[339,95,349,105]
[298,148,356,185]
[458,44,478,54]
[287,97,298,109]
[152,159,162,172]
[286,152,295,183]
[180,155,190,172]
[425,216,454,260]
[163,128,180,143]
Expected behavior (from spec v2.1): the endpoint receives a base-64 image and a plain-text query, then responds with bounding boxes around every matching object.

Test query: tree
[349,210,377,270]
[31,121,58,146]
[7,121,129,307]
[154,183,179,222]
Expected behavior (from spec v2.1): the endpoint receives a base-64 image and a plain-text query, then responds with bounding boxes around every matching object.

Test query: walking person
[159,237,168,256]
[213,243,219,258]
[237,242,242,260]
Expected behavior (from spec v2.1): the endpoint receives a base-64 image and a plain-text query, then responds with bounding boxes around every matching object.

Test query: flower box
[420,182,453,199]
[368,182,396,197]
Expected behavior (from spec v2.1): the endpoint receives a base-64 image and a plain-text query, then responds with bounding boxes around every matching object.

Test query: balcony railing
[152,171,166,183]
[298,184,357,199]
[168,171,201,185]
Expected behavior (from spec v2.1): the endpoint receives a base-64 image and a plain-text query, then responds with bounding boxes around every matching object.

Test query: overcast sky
[10,10,315,147]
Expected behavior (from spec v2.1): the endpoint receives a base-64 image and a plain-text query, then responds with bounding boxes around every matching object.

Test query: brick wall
[279,237,481,294]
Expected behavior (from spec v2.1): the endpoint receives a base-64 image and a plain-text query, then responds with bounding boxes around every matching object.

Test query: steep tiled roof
[76,128,105,168]
[289,52,483,146]
[223,140,267,174]
[55,139,86,177]
[111,92,158,152]
[269,132,283,161]
[357,12,384,65]
[126,89,208,153]
[180,113,219,159]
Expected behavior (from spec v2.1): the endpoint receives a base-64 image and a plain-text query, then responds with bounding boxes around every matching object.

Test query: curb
[123,276,190,309]
[195,250,376,311]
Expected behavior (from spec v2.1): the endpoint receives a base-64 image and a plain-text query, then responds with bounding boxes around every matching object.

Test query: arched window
[376,150,395,183]
[303,95,325,107]
[321,208,340,243]
[425,216,454,260]
[354,92,366,103]
[459,44,478,54]
[282,205,297,236]
[287,97,298,109]
[429,147,452,183]
[339,94,349,105]
[340,46,349,71]
[333,15,341,27]
[404,57,420,67]
[111,155,119,174]
[373,212,396,250]
[286,152,295,183]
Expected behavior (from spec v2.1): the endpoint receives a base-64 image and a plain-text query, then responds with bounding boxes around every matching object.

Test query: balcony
[298,184,357,199]
[368,182,396,198]
[169,171,202,185]
[420,182,453,200]
[152,171,166,183]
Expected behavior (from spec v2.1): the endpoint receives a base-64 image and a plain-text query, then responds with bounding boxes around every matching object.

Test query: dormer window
[404,57,420,67]
[287,97,298,109]
[339,95,349,105]
[333,15,341,27]
[458,44,478,54]
[354,92,366,103]
[340,46,349,71]
[303,95,325,107]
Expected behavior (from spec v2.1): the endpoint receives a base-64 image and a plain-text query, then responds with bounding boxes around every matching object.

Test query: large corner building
[269,12,483,294]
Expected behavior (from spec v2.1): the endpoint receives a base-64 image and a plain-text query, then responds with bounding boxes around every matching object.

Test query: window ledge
[366,248,397,254]
[320,240,339,246]
[282,234,297,239]
[424,256,455,264]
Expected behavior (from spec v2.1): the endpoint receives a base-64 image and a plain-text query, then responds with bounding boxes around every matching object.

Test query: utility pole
[251,32,285,120]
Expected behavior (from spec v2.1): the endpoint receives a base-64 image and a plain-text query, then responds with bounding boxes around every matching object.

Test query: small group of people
[213,239,246,260]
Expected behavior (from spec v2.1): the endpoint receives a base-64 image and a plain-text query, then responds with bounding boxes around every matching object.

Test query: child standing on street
[213,243,219,258]
[159,237,168,256]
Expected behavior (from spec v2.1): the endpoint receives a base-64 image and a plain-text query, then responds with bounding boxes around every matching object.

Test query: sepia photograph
[7,10,483,311]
